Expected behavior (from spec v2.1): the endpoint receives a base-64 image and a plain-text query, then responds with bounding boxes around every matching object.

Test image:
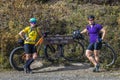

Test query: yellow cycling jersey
[22,26,38,44]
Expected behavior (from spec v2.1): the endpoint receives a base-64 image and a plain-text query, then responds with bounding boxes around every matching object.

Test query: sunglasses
[88,19,94,21]
[30,22,36,24]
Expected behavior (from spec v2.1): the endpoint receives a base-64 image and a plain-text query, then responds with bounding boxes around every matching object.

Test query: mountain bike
[9,31,85,71]
[44,30,117,67]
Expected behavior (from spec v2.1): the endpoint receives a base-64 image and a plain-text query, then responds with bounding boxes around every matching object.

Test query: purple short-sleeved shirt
[86,23,103,43]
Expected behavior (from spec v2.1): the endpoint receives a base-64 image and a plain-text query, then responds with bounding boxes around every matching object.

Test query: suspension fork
[59,44,64,57]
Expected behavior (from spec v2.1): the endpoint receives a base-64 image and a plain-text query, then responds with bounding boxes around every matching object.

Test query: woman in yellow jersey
[19,18,41,73]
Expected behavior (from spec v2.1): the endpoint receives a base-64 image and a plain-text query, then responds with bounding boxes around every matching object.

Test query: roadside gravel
[0,62,120,80]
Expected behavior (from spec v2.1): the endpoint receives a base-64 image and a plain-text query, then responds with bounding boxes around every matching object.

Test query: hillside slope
[0,0,120,69]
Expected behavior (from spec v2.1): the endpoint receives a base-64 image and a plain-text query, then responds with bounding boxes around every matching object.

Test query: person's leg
[94,42,102,64]
[86,50,97,66]
[93,42,102,72]
[25,54,31,65]
[94,50,100,64]
[33,52,38,59]
[86,43,98,66]
[27,52,38,68]
[27,45,38,73]
[86,43,100,72]
[93,50,100,72]
[24,54,32,73]
[24,44,32,73]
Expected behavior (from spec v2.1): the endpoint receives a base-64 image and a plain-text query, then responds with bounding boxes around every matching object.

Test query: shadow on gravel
[32,63,90,74]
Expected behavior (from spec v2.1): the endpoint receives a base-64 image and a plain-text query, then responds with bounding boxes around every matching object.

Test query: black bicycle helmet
[72,30,84,39]
[88,15,95,20]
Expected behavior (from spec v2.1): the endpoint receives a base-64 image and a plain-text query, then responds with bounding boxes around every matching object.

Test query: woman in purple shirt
[81,15,106,72]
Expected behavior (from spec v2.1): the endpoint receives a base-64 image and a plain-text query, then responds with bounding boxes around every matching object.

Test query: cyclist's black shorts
[87,42,102,51]
[24,44,37,54]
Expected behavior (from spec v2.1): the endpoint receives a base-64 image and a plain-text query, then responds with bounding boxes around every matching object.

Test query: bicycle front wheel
[63,40,85,62]
[44,44,57,62]
[100,42,117,67]
[9,46,25,71]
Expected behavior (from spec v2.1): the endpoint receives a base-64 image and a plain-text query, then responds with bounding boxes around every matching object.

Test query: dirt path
[0,62,120,80]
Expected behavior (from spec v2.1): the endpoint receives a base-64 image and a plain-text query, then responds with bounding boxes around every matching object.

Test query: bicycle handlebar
[42,31,50,37]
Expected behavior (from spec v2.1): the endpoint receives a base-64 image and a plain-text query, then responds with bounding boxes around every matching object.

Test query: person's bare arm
[100,28,106,40]
[19,31,25,40]
[81,28,87,34]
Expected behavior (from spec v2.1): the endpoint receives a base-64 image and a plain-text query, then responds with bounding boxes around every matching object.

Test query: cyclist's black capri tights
[87,42,102,51]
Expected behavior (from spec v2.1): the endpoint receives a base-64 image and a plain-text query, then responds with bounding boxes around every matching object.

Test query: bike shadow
[32,62,91,74]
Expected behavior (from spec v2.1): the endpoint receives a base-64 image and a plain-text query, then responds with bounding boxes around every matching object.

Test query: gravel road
[0,62,120,80]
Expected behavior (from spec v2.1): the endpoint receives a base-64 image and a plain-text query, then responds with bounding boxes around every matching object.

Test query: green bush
[0,0,120,69]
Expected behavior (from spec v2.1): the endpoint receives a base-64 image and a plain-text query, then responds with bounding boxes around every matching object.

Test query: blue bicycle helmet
[29,18,37,23]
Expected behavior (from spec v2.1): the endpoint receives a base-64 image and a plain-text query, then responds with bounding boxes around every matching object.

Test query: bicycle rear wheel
[9,46,25,71]
[63,40,85,62]
[99,42,117,67]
